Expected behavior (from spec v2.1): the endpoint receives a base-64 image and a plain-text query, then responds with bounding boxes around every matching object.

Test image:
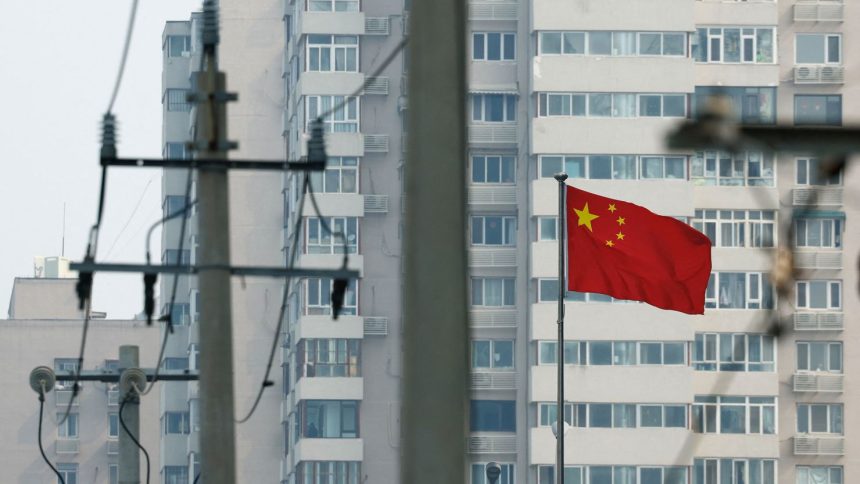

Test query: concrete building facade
[160,0,858,482]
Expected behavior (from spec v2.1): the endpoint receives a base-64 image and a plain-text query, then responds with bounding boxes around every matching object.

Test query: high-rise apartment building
[161,0,857,482]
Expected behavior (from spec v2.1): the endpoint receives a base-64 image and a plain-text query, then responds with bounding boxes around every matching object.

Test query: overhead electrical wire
[120,394,151,484]
[37,386,65,484]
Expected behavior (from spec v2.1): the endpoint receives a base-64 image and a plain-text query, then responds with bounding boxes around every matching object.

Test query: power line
[106,0,140,113]
[103,176,154,260]
[119,395,151,484]
[37,389,65,484]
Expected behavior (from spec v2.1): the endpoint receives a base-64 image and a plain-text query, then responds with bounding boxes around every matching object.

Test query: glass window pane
[796,34,825,64]
[639,33,661,55]
[541,33,561,54]
[589,404,612,428]
[589,32,611,55]
[590,342,612,365]
[563,33,585,54]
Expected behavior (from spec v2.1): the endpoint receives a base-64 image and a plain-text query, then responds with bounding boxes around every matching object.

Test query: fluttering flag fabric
[565,185,712,315]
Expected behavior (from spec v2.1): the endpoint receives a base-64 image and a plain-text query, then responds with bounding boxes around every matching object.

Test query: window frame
[795,33,842,65]
[797,403,843,435]
[691,151,775,186]
[472,32,516,61]
[471,154,516,184]
[471,93,518,123]
[693,332,776,372]
[704,272,775,310]
[796,280,842,310]
[693,395,777,435]
[309,156,360,193]
[305,34,359,72]
[470,215,517,246]
[796,341,842,373]
[305,95,360,133]
[305,216,359,254]
[794,95,842,127]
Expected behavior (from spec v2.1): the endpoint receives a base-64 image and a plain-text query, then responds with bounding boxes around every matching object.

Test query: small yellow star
[605,240,615,247]
[573,203,600,232]
[608,204,617,213]
[617,217,625,226]
[616,232,625,240]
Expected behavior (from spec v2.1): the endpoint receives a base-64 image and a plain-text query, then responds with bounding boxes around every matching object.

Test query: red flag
[565,186,712,315]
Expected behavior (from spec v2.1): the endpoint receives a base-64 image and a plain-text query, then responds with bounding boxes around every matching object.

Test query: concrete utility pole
[197,3,237,483]
[401,0,468,482]
[118,345,140,484]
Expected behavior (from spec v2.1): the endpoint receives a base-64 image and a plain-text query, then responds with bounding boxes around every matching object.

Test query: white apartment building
[161,0,858,482]
[2,276,160,483]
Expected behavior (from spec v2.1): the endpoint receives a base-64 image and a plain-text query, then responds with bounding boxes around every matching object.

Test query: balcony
[795,312,843,331]
[470,309,518,329]
[468,185,517,206]
[794,373,844,392]
[794,0,844,22]
[794,436,844,455]
[468,434,517,454]
[469,125,518,144]
[363,316,388,336]
[108,439,119,455]
[56,439,79,454]
[471,371,517,390]
[55,390,78,406]
[792,187,843,206]
[795,65,845,84]
[363,194,389,214]
[469,247,517,268]
[794,251,841,270]
[469,1,518,20]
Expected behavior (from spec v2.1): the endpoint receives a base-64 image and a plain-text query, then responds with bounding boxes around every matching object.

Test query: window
[692,210,776,248]
[162,249,191,266]
[163,411,190,435]
[58,464,78,484]
[693,459,776,484]
[471,463,515,484]
[797,342,842,373]
[693,396,776,434]
[796,34,841,64]
[538,341,587,365]
[796,281,841,310]
[110,464,118,484]
[307,0,359,11]
[109,413,119,439]
[796,158,842,185]
[165,89,191,112]
[795,95,841,126]
[166,35,191,57]
[693,27,774,63]
[539,155,684,180]
[309,157,359,193]
[163,466,189,484]
[694,87,775,124]
[472,340,514,369]
[297,339,361,377]
[58,413,79,438]
[163,357,189,370]
[538,217,559,241]
[639,94,686,117]
[306,217,358,254]
[306,35,358,72]
[796,466,843,484]
[797,404,842,434]
[471,155,515,184]
[704,272,775,309]
[164,142,188,160]
[471,400,515,432]
[471,278,515,307]
[301,400,359,438]
[538,93,684,118]
[539,403,689,429]
[296,461,362,484]
[538,279,632,304]
[538,31,685,57]
[163,195,187,221]
[54,358,79,390]
[539,466,687,484]
[691,151,774,186]
[189,399,200,432]
[693,333,776,372]
[306,95,359,132]
[473,32,516,61]
[305,278,358,315]
[794,218,843,248]
[471,216,516,246]
[538,341,685,367]
[163,302,190,326]
[471,94,517,122]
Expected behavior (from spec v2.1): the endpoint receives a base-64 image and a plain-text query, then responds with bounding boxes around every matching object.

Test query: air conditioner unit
[795,66,814,82]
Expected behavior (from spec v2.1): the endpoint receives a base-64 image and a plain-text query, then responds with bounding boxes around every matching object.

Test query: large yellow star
[573,203,599,232]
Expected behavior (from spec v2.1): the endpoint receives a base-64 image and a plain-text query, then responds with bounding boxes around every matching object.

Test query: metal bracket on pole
[98,157,327,172]
[69,261,359,280]
[52,369,199,383]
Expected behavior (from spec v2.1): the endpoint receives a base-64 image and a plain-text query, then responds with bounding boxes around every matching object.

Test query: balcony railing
[364,316,389,336]
[794,435,844,455]
[794,312,843,331]
[107,439,119,455]
[794,373,844,392]
[468,125,518,144]
[794,65,845,84]
[55,390,78,406]
[792,187,842,206]
[469,247,517,267]
[56,439,80,454]
[794,1,844,22]
[471,371,517,390]
[469,309,518,328]
[794,251,841,270]
[469,435,517,454]
[468,185,517,205]
[469,2,518,20]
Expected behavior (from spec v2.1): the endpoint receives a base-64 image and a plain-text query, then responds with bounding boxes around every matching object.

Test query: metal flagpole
[554,173,568,484]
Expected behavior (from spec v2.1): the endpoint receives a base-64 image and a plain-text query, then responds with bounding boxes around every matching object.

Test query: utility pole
[118,345,140,484]
[196,2,238,483]
[401,0,468,482]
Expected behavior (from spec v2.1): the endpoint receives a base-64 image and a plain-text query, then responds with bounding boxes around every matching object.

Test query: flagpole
[554,172,568,484]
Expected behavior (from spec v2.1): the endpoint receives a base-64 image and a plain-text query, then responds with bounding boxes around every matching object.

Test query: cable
[318,36,408,120]
[119,395,151,484]
[235,173,310,423]
[57,299,92,426]
[145,200,199,265]
[103,176,154,260]
[106,0,140,113]
[37,390,65,484]
[194,473,201,484]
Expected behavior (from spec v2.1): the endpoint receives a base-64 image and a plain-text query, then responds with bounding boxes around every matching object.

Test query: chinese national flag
[565,186,712,315]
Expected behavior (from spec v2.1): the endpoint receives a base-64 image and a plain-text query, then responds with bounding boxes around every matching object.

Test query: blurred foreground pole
[118,346,140,484]
[401,0,468,481]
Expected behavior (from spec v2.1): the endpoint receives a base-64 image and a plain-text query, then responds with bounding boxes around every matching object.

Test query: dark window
[470,400,516,432]
[795,95,841,126]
